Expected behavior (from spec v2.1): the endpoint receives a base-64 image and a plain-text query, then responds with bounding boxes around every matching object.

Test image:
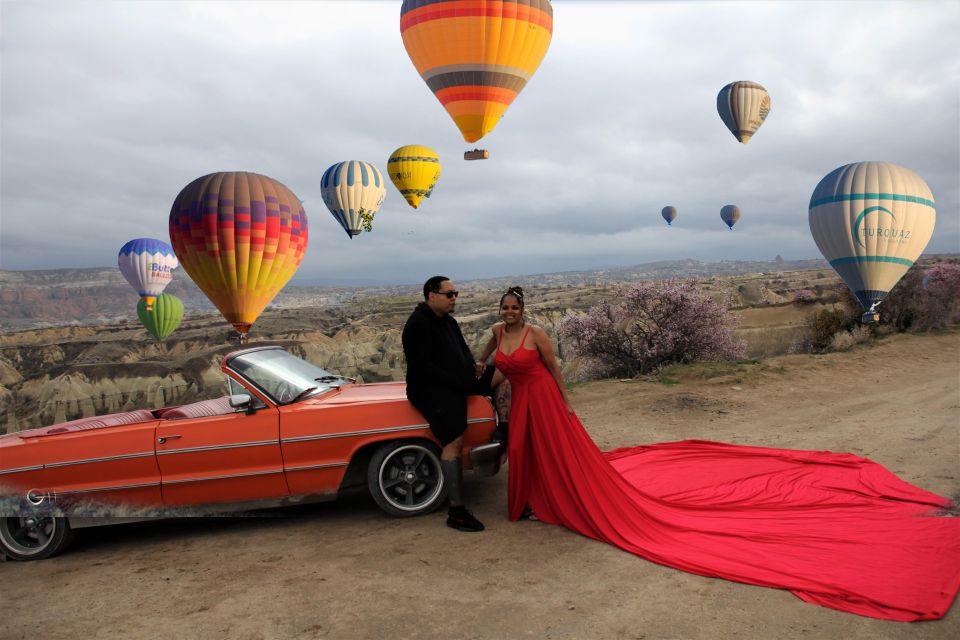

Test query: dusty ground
[5,331,958,640]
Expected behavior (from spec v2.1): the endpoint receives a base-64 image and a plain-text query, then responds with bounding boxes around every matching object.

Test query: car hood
[309,381,408,405]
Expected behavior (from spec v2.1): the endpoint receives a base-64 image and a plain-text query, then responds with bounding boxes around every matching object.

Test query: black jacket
[402,302,476,400]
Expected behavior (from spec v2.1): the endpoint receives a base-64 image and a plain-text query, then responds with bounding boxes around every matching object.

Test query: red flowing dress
[495,330,960,622]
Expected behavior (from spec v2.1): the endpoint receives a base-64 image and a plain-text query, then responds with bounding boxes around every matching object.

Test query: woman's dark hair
[423,275,449,300]
[499,285,525,308]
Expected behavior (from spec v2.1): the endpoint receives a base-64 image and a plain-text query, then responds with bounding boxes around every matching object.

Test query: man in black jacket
[402,275,494,532]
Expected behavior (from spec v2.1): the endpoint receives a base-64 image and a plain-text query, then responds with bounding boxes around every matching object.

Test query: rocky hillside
[0,257,847,331]
[0,268,365,331]
[0,267,858,434]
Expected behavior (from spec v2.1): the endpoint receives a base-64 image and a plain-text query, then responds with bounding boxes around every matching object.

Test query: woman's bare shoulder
[528,324,547,338]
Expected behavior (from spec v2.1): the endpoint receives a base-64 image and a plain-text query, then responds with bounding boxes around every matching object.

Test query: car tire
[0,516,74,561]
[367,441,446,517]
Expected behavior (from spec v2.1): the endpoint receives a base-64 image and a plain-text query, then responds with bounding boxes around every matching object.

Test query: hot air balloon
[118,238,178,311]
[400,0,554,145]
[721,205,740,230]
[809,162,936,322]
[662,206,678,226]
[168,172,308,337]
[137,293,184,341]
[387,145,442,209]
[320,161,386,237]
[717,81,770,144]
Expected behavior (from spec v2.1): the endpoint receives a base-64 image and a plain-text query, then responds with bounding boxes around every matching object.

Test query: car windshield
[228,348,340,405]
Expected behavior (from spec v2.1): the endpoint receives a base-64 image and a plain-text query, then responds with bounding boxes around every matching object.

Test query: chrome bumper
[469,442,503,477]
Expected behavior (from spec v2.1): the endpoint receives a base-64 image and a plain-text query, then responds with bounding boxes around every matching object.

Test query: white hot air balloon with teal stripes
[808,162,936,321]
[320,161,387,238]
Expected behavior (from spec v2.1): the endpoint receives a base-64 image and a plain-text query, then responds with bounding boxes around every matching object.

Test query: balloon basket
[231,323,252,345]
[464,149,489,161]
[860,310,880,325]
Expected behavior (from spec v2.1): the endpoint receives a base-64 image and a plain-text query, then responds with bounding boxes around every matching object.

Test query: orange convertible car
[0,346,500,560]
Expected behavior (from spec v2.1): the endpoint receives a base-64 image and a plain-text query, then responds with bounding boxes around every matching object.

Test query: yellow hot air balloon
[387,145,442,209]
[717,81,770,144]
[808,162,936,321]
[400,0,554,144]
[168,172,308,336]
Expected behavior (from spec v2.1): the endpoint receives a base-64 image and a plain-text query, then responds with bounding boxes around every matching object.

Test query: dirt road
[5,331,958,639]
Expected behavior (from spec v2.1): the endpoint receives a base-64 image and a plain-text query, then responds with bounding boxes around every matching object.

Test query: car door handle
[158,435,182,444]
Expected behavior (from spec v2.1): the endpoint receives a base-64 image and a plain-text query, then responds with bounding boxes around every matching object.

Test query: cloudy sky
[2,0,958,285]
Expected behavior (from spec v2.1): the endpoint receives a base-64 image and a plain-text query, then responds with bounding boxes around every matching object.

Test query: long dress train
[495,344,960,622]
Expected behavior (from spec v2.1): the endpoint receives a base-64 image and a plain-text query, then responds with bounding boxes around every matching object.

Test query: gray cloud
[1,0,957,285]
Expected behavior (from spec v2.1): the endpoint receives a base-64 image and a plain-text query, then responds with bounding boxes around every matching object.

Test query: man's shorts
[408,365,496,446]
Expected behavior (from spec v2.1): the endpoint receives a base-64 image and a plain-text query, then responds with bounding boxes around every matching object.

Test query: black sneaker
[446,506,485,532]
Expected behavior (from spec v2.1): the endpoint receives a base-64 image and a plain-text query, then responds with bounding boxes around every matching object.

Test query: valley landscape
[2,259,852,433]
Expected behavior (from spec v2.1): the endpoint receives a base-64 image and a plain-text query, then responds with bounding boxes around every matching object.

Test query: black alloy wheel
[367,441,446,517]
[0,515,74,561]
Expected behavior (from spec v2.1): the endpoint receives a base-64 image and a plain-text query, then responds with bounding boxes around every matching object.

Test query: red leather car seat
[20,409,157,438]
[160,397,234,420]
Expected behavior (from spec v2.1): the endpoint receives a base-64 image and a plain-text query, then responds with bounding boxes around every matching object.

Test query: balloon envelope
[321,161,386,237]
[720,205,740,230]
[168,172,308,335]
[808,161,935,310]
[137,293,184,341]
[388,145,442,209]
[400,0,554,143]
[662,206,678,226]
[717,81,770,144]
[118,238,178,311]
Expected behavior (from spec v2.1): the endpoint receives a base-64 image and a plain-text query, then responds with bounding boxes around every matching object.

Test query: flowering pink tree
[880,261,960,331]
[557,280,746,379]
[792,289,817,305]
[917,263,960,329]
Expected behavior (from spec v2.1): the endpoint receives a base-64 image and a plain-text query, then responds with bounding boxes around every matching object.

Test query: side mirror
[228,394,252,409]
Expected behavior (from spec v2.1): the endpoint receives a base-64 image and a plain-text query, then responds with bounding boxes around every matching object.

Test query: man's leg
[441,439,485,533]
[410,396,483,531]
[441,436,464,508]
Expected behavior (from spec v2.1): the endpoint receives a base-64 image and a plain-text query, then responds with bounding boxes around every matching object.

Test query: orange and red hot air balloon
[168,172,308,337]
[400,0,554,145]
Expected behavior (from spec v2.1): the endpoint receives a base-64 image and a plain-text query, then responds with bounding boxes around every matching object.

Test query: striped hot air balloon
[400,0,554,144]
[662,206,678,226]
[137,293,184,341]
[717,81,770,144]
[809,162,936,318]
[168,172,308,336]
[320,161,387,237]
[388,145,442,209]
[721,205,740,230]
[117,238,178,311]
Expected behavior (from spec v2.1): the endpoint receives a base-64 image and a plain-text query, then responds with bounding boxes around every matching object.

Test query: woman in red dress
[475,286,959,622]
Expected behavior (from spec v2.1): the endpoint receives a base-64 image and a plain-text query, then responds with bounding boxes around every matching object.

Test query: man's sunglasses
[434,290,459,299]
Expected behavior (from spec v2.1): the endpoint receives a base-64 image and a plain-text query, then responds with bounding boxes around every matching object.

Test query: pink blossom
[558,280,747,379]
